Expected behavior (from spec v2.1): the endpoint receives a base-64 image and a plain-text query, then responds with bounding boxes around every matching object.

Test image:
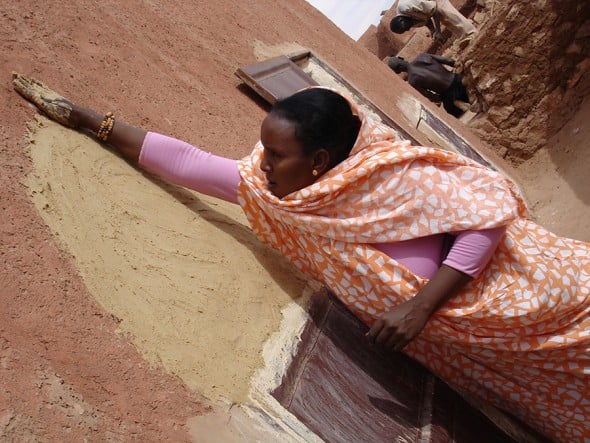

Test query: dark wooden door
[272,292,546,443]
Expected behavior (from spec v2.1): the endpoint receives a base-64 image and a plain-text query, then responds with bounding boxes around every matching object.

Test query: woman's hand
[13,72,77,128]
[366,265,473,351]
[44,98,81,128]
[366,298,431,351]
[13,72,147,162]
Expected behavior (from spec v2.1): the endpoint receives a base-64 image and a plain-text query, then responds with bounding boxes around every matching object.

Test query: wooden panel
[235,55,318,104]
[418,105,493,167]
[273,294,525,443]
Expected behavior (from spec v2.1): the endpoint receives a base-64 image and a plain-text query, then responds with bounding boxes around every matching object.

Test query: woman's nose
[260,153,271,172]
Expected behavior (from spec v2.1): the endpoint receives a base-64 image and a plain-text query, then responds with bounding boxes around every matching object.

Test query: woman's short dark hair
[270,88,361,167]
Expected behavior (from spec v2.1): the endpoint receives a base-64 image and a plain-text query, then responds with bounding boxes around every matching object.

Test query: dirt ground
[515,94,590,241]
[1,0,588,441]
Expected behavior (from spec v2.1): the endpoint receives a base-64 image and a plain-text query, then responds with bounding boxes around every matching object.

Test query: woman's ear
[312,149,331,175]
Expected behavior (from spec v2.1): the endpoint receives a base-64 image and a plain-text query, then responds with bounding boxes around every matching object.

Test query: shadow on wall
[545,0,590,204]
[142,170,314,307]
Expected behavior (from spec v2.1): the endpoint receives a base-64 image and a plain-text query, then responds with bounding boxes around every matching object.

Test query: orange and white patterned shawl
[236,99,590,442]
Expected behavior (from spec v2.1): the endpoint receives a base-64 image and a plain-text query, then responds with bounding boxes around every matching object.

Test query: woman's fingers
[368,320,412,351]
[368,320,401,347]
[383,328,411,350]
[385,334,400,350]
[392,336,410,351]
[12,72,75,127]
[42,98,76,127]
[366,319,384,344]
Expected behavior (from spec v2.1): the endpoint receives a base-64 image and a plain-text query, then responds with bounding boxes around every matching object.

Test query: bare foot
[12,72,76,128]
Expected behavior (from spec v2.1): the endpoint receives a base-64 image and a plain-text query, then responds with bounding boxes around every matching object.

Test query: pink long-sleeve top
[139,132,505,279]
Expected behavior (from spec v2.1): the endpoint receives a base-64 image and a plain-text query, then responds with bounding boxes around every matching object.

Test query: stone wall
[363,0,590,162]
[462,0,590,161]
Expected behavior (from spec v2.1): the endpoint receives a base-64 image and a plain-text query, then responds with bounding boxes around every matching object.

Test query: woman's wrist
[68,103,146,161]
[73,105,101,133]
[412,287,442,316]
[412,265,472,315]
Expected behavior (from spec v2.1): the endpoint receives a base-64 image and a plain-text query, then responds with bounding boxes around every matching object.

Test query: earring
[312,169,318,176]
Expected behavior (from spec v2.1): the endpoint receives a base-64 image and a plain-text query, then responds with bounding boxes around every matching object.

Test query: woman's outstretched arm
[71,104,147,163]
[13,73,241,202]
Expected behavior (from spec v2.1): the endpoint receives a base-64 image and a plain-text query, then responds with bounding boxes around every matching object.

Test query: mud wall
[462,0,590,161]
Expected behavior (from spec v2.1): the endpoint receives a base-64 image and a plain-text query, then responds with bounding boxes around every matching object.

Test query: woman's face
[259,113,318,199]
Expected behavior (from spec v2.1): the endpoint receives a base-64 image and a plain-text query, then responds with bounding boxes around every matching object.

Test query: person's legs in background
[441,73,470,117]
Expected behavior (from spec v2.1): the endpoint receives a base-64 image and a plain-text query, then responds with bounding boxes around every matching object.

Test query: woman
[13,73,589,442]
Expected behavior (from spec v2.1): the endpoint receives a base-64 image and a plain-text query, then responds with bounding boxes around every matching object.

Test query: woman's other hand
[366,265,473,351]
[366,298,431,351]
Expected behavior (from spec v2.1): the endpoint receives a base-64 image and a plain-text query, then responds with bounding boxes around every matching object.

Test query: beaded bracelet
[96,112,115,141]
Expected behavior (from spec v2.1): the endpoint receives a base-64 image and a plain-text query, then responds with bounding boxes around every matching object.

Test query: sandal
[12,72,76,128]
